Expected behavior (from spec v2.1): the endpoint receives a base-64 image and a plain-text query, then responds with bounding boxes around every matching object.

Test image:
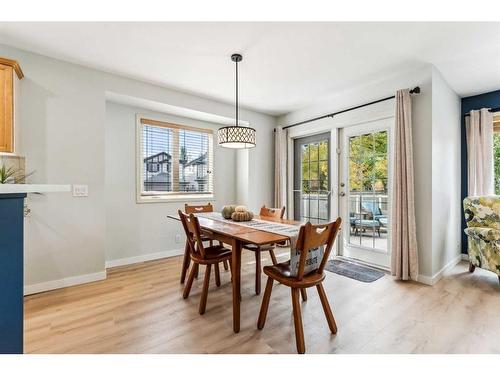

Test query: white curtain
[274,126,288,210]
[391,89,419,281]
[466,108,494,196]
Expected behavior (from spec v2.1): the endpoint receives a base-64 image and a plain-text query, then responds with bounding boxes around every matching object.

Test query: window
[137,116,214,202]
[493,114,500,194]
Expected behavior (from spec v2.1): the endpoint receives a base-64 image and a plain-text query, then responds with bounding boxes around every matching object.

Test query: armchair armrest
[464,227,500,242]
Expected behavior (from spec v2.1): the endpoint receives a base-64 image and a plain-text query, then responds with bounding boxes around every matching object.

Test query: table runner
[196,212,324,276]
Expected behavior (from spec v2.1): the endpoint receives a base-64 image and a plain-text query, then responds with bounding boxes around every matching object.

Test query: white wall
[247,123,275,211]
[431,67,462,276]
[236,149,250,206]
[1,41,461,289]
[279,66,435,279]
[15,50,108,290]
[0,44,276,292]
[104,102,237,263]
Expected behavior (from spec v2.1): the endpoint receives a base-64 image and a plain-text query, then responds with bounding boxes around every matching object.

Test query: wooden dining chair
[257,218,342,354]
[178,210,233,314]
[243,205,286,295]
[180,203,229,283]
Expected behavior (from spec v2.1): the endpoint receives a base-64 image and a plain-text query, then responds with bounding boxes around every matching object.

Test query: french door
[338,118,393,268]
[293,133,331,224]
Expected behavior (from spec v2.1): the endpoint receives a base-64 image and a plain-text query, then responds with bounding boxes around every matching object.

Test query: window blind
[139,118,214,197]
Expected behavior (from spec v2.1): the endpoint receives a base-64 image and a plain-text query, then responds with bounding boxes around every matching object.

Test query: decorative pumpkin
[231,210,254,222]
[235,205,248,212]
[221,205,237,219]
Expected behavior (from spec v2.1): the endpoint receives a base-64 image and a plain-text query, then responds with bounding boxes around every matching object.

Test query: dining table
[167,213,302,333]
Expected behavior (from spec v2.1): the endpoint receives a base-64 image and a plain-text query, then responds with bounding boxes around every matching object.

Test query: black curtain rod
[277,86,421,131]
[463,107,500,116]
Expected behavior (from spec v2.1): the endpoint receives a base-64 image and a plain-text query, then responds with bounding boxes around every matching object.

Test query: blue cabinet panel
[0,193,26,354]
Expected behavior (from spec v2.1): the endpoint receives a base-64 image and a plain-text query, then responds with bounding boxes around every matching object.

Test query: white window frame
[136,114,215,203]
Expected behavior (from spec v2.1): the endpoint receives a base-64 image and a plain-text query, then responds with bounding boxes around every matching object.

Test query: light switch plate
[72,184,88,197]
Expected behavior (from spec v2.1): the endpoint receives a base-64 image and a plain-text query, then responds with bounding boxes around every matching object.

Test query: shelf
[0,184,71,194]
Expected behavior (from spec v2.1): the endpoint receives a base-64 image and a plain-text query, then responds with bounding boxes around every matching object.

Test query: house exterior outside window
[137,116,214,202]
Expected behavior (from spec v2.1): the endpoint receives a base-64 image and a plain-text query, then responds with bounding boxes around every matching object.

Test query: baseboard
[417,253,463,286]
[24,271,107,296]
[416,274,433,285]
[461,253,469,261]
[105,248,184,269]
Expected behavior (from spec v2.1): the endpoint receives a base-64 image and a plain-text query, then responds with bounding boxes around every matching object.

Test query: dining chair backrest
[260,205,286,219]
[294,218,342,280]
[178,210,206,258]
[185,203,213,214]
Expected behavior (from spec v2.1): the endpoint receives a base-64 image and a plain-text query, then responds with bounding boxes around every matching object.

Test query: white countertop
[0,184,71,194]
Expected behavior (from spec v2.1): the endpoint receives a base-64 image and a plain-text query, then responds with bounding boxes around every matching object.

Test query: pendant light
[218,54,256,149]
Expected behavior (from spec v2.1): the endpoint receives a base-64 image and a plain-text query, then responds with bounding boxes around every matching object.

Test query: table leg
[232,239,242,333]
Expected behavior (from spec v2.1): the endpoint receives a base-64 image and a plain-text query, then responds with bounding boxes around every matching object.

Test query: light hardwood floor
[24,250,500,354]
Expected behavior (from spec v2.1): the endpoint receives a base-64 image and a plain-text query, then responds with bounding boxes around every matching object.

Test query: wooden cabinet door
[0,64,13,153]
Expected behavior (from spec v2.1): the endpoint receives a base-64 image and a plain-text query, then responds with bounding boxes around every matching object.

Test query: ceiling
[0,22,499,116]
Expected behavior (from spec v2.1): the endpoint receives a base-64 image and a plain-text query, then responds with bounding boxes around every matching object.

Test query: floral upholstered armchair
[463,196,500,284]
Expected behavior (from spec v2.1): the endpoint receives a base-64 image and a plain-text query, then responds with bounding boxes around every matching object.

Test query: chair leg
[257,277,274,329]
[199,264,212,315]
[183,265,197,299]
[255,249,262,295]
[194,263,199,279]
[300,288,307,301]
[269,249,278,265]
[469,262,475,273]
[316,283,337,334]
[291,288,306,354]
[180,241,191,284]
[223,260,229,270]
[214,262,221,287]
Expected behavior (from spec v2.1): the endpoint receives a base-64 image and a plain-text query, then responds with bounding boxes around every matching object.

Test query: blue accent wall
[461,90,500,253]
[0,193,26,354]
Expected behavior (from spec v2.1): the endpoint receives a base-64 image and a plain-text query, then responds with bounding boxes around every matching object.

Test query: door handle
[339,192,346,197]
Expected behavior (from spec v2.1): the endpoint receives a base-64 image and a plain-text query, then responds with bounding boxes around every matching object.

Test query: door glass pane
[347,130,388,252]
[309,143,319,161]
[319,161,328,191]
[309,180,319,192]
[302,162,310,180]
[349,134,372,155]
[310,194,319,220]
[302,180,310,193]
[301,144,309,162]
[310,161,319,180]
[373,131,388,155]
[319,141,328,161]
[294,134,330,223]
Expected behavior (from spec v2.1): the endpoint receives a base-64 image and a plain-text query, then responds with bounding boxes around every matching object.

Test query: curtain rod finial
[410,87,421,94]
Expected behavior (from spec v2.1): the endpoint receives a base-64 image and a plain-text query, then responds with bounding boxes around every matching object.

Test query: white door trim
[338,117,394,268]
[284,98,395,249]
[287,120,338,224]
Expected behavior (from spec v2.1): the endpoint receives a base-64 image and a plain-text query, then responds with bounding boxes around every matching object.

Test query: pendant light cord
[235,59,239,127]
